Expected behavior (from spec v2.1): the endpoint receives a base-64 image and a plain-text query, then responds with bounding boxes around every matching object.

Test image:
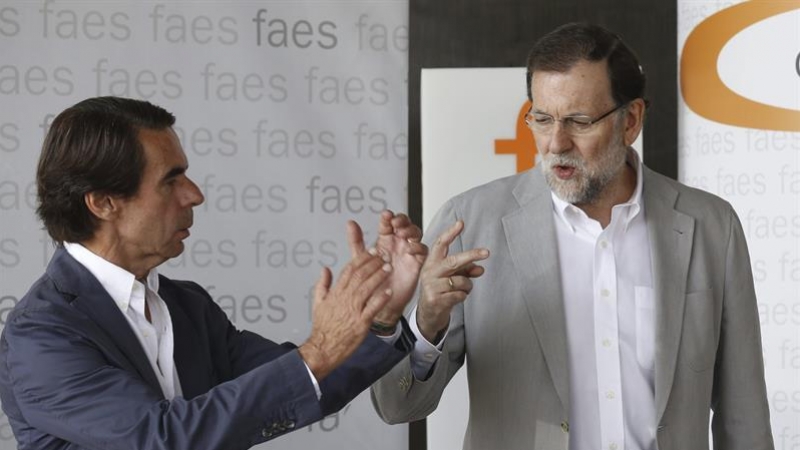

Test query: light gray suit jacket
[371,165,773,450]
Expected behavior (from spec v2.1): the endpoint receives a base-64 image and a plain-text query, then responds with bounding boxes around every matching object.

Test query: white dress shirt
[552,150,655,450]
[409,150,656,450]
[64,243,183,400]
[64,243,323,401]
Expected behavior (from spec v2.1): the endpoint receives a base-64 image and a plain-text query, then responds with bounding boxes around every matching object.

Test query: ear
[623,98,646,147]
[84,191,118,221]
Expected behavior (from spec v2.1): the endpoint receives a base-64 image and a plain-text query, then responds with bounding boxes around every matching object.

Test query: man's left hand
[347,210,427,329]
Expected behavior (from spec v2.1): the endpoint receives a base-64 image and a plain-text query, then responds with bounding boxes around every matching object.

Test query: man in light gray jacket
[371,22,773,450]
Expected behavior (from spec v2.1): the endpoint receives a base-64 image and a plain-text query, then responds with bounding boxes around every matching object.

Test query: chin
[546,174,585,203]
[167,242,185,258]
[554,189,585,205]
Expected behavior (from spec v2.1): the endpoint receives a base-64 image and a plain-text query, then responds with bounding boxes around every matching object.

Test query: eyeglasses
[525,103,627,136]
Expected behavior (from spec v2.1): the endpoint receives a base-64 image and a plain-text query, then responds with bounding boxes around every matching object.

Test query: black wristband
[370,320,397,335]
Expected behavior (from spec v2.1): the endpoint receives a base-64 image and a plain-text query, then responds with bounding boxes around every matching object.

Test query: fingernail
[382,263,392,272]
[381,251,391,263]
[480,249,489,257]
[368,247,378,256]
[384,288,393,296]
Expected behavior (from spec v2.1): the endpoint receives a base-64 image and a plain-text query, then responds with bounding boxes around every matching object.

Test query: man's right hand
[299,227,393,381]
[416,220,489,343]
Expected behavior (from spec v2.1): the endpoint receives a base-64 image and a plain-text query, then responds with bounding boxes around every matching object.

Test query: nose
[547,121,573,155]
[183,176,205,207]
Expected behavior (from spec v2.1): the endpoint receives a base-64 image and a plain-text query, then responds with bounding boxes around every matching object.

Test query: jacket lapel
[47,248,163,394]
[502,168,570,414]
[642,168,695,423]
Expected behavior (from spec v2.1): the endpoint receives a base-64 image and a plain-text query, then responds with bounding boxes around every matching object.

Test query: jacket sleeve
[710,208,774,449]
[0,284,412,450]
[182,279,415,416]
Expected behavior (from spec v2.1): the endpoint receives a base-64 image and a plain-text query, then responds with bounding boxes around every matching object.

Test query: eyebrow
[162,165,187,182]
[531,109,591,118]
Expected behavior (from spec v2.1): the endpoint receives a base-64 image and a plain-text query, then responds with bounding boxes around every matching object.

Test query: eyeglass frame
[524,102,629,136]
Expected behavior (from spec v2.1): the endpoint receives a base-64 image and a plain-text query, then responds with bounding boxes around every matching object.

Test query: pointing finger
[432,248,489,278]
[431,220,464,260]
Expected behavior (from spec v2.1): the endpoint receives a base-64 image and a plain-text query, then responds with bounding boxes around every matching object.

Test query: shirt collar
[551,147,644,233]
[63,242,160,313]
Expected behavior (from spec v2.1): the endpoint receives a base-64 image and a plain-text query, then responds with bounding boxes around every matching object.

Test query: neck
[80,236,156,280]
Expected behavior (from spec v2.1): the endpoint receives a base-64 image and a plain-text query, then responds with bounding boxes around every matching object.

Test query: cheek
[532,134,550,154]
[580,138,611,163]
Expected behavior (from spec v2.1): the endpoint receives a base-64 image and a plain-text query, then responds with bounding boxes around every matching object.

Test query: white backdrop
[421,67,522,450]
[0,1,409,449]
[679,1,800,448]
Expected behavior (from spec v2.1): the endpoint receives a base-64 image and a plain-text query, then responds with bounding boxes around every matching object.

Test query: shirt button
[602,338,611,348]
[609,443,618,450]
[600,240,608,249]
[606,390,616,399]
[560,421,569,433]
[601,289,610,297]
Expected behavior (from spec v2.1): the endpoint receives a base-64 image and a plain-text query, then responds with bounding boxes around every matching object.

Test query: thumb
[346,220,367,258]
[314,267,332,305]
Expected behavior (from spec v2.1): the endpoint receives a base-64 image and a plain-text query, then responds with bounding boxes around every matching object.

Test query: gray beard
[540,140,628,205]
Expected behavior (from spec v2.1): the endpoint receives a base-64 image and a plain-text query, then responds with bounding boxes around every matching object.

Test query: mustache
[542,152,585,169]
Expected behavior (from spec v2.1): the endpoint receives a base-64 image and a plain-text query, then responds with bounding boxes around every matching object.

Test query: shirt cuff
[303,362,322,400]
[408,305,449,380]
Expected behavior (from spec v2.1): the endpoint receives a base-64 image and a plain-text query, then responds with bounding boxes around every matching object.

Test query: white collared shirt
[551,149,655,450]
[64,243,183,400]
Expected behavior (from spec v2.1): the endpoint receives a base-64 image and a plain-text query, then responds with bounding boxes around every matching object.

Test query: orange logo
[681,0,800,131]
[495,100,538,173]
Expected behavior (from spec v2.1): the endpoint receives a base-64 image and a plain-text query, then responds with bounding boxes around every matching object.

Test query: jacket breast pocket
[682,288,716,372]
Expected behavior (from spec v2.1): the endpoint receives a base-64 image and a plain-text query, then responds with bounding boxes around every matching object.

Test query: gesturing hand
[416,220,489,343]
[299,222,393,380]
[349,210,428,329]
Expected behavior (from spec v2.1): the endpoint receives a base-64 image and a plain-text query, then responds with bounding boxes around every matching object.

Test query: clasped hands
[300,212,488,380]
[299,210,426,380]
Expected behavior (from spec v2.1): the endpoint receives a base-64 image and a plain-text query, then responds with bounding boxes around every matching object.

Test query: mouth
[177,224,192,239]
[552,165,576,180]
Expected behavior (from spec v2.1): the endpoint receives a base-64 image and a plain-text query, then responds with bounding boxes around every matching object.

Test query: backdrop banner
[0,1,409,449]
[679,1,800,448]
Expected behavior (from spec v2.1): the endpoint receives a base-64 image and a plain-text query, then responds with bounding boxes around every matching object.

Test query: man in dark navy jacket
[0,96,423,450]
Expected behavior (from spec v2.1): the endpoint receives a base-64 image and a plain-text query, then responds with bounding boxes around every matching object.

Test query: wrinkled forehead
[529,60,614,111]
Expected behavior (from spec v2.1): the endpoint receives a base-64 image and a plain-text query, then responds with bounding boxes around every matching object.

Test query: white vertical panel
[679,2,800,448]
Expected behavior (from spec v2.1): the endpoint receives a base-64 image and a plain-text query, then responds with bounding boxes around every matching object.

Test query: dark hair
[36,96,176,243]
[525,22,646,107]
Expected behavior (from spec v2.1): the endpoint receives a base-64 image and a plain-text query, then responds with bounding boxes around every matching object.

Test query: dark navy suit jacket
[0,248,412,450]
